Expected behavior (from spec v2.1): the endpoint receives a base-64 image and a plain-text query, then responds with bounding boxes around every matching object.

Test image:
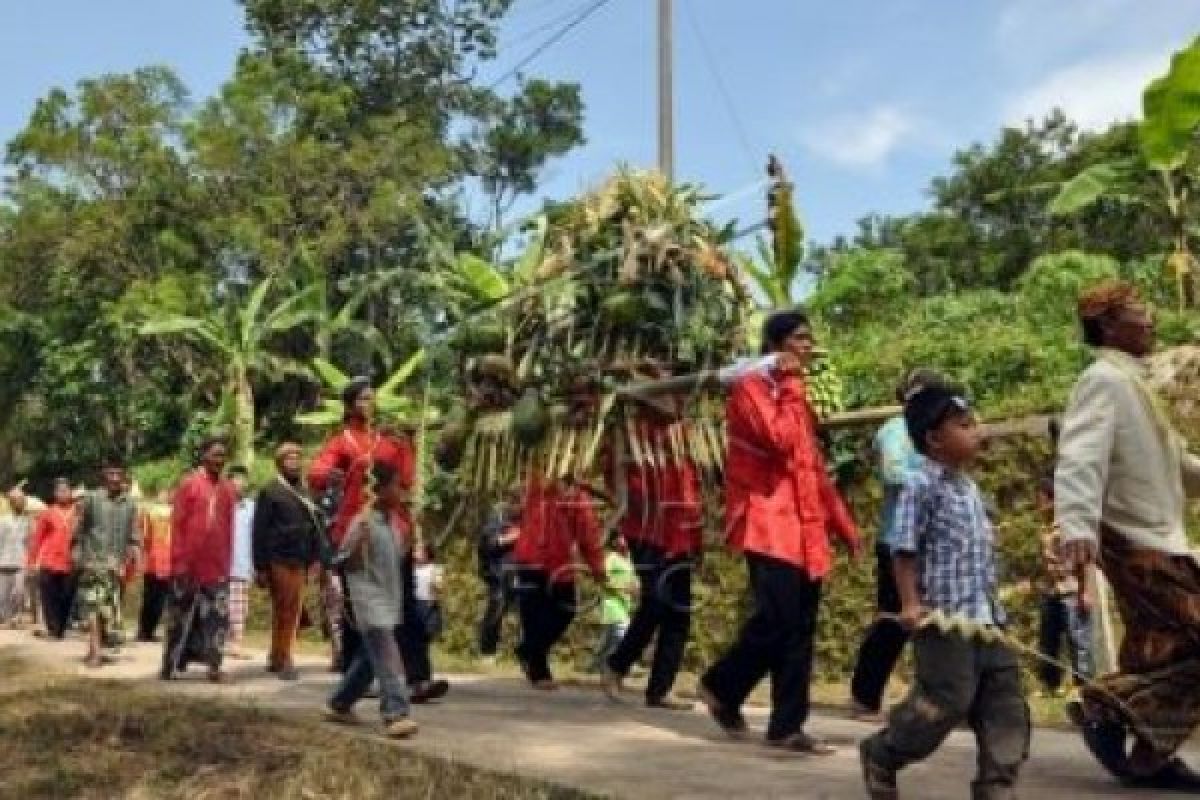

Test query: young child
[405,540,449,704]
[326,462,417,738]
[860,384,1030,800]
[1033,476,1093,698]
[591,535,637,674]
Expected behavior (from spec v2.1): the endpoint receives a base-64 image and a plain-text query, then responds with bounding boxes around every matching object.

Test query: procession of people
[3,288,1200,797]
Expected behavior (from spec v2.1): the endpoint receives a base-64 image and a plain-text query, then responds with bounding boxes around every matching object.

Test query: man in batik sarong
[75,457,140,668]
[161,436,237,683]
[1057,280,1200,791]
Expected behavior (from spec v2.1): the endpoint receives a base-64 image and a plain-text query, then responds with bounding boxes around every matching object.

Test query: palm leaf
[311,358,351,391]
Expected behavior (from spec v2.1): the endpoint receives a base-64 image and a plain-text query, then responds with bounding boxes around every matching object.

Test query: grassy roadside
[0,651,599,800]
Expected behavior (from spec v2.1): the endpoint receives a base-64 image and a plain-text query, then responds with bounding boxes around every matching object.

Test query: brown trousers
[267,563,307,671]
[1082,528,1200,766]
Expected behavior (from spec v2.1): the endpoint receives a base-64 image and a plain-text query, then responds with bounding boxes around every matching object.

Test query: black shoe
[1080,719,1130,779]
[1122,758,1200,792]
[697,683,747,740]
[411,679,450,704]
[859,741,898,800]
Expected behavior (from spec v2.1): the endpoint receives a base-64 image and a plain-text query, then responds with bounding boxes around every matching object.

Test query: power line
[488,0,615,89]
[682,2,758,175]
[505,0,595,48]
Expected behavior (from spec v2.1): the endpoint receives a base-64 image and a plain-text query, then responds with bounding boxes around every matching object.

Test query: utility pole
[658,0,674,182]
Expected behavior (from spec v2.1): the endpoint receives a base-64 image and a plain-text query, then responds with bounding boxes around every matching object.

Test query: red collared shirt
[171,469,237,586]
[724,371,858,578]
[604,415,703,557]
[27,504,76,574]
[309,421,415,546]
[512,478,606,584]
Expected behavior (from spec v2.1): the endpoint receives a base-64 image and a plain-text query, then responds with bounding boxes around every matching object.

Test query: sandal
[767,731,838,756]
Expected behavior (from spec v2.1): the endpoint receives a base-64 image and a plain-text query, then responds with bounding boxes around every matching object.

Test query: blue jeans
[1037,594,1093,691]
[330,625,411,721]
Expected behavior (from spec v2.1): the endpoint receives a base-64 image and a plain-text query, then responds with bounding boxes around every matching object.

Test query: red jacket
[512,478,606,584]
[27,504,76,574]
[604,415,703,557]
[724,371,858,578]
[171,468,237,587]
[309,421,415,546]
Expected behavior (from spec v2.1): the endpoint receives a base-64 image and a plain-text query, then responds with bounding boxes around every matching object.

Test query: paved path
[0,629,1173,799]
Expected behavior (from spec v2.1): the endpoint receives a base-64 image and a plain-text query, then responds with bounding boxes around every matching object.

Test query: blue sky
[3,0,1199,244]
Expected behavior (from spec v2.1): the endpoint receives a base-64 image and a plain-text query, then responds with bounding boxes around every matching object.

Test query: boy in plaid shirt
[860,384,1029,800]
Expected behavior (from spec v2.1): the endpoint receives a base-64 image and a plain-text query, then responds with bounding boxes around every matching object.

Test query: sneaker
[278,666,300,682]
[600,664,624,701]
[859,741,899,800]
[697,683,748,740]
[383,717,418,739]
[325,707,361,726]
[647,695,694,712]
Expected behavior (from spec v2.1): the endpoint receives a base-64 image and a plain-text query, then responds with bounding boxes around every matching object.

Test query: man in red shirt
[161,436,237,683]
[28,478,78,639]
[601,374,702,712]
[699,310,861,754]
[512,475,607,690]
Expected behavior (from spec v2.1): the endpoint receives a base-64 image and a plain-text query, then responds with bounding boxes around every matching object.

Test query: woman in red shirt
[28,478,78,639]
[699,310,861,754]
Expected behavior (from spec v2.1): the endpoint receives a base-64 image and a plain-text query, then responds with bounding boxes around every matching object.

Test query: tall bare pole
[658,0,674,182]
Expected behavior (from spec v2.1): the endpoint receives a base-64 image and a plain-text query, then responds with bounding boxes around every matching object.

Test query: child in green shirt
[590,536,637,673]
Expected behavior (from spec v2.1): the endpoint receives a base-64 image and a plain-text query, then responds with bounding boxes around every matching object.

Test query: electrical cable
[487,0,615,89]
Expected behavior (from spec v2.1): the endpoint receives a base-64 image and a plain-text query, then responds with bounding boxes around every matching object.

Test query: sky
[2,0,1200,245]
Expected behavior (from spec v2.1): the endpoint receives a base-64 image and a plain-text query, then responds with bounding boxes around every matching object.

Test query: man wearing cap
[1056,280,1200,790]
[698,309,861,754]
[253,443,322,680]
[849,368,947,720]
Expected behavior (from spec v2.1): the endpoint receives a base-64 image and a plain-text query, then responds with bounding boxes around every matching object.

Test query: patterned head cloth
[1078,280,1140,322]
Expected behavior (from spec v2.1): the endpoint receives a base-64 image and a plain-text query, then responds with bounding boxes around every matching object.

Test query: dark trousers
[1036,594,1093,691]
[39,569,77,639]
[850,543,910,712]
[864,628,1030,800]
[138,575,170,641]
[515,568,577,683]
[607,541,693,702]
[396,558,434,686]
[702,553,822,741]
[479,574,515,656]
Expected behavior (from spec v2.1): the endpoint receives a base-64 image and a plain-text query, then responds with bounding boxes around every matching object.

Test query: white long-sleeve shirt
[1055,348,1200,555]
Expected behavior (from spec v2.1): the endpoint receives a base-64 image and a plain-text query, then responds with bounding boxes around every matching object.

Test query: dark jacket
[252,476,322,571]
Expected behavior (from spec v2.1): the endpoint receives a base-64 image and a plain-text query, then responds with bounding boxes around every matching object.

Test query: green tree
[139,276,316,469]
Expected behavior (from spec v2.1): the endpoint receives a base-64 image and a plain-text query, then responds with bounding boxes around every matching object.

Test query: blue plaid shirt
[891,461,1005,626]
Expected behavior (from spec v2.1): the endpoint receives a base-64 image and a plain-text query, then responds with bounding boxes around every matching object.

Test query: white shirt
[413,563,442,604]
[1056,349,1200,555]
[230,499,256,580]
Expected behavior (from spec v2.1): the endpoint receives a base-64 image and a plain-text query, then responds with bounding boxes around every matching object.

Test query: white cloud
[1003,50,1171,130]
[801,106,919,170]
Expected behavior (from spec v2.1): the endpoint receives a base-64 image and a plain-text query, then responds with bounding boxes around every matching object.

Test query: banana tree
[140,275,317,468]
[1050,36,1200,310]
[293,350,434,428]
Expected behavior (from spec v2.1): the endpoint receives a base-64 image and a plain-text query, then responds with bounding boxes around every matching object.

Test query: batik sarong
[162,579,230,674]
[78,568,122,628]
[1081,527,1200,766]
